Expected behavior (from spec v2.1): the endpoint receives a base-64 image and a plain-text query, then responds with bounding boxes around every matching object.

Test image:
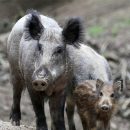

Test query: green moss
[123,18,130,25]
[88,25,104,38]
[111,18,130,37]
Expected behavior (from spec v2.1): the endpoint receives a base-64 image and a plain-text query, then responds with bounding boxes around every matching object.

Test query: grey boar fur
[7,10,112,130]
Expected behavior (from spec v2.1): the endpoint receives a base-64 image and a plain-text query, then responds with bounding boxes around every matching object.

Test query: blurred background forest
[0,0,130,130]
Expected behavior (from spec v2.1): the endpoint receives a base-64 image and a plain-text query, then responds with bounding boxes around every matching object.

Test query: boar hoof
[10,109,21,126]
[11,120,20,126]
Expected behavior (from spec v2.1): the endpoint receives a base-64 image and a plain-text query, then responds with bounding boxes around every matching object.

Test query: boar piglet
[73,79,122,130]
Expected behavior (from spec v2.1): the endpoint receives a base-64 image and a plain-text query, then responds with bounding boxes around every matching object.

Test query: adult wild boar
[65,44,112,130]
[7,10,112,130]
[7,10,67,130]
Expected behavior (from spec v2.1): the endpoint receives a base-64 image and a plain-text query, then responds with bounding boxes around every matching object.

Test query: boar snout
[100,104,110,111]
[32,66,53,91]
[32,79,48,91]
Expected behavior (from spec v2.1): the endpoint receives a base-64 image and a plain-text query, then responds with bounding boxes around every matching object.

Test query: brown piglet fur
[73,79,122,130]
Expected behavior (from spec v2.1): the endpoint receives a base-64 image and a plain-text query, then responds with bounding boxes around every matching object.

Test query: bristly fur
[62,17,84,48]
[25,9,44,40]
[73,81,119,130]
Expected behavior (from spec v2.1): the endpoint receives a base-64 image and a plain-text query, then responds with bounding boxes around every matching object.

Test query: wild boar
[7,10,112,130]
[7,10,67,130]
[73,79,122,130]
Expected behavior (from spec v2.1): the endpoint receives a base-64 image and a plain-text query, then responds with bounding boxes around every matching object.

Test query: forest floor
[0,0,130,129]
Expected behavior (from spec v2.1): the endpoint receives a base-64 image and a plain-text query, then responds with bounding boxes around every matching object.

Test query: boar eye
[110,93,115,98]
[99,92,103,97]
[55,47,64,54]
[38,43,42,51]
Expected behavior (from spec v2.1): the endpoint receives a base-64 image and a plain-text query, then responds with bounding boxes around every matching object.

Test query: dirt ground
[0,0,130,130]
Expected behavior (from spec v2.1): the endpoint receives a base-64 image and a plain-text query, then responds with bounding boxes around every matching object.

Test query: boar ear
[62,17,84,48]
[96,79,104,90]
[113,80,123,92]
[25,10,44,40]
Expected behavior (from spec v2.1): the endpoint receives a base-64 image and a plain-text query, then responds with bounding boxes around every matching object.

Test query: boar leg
[105,122,110,130]
[10,70,24,126]
[97,121,110,130]
[78,111,89,130]
[80,116,89,130]
[66,96,76,130]
[88,115,97,130]
[28,88,48,130]
[49,91,66,130]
